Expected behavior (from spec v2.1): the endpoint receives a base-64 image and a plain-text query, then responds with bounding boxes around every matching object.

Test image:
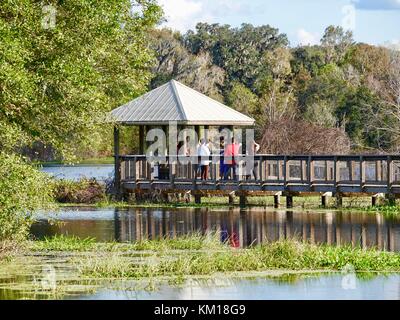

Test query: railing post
[169,156,175,188]
[259,156,263,183]
[376,160,382,182]
[348,160,353,181]
[308,156,314,187]
[307,156,311,186]
[324,160,328,181]
[387,156,392,194]
[113,126,121,199]
[360,156,365,191]
[283,156,288,189]
[133,156,137,185]
[333,156,338,192]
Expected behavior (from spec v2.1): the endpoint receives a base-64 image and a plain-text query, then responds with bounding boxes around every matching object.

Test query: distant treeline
[149,23,400,155]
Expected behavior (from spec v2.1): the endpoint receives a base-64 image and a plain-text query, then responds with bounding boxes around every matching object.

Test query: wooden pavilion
[109,79,255,197]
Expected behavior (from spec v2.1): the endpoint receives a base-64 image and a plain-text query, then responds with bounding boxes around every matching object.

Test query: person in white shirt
[197,138,211,180]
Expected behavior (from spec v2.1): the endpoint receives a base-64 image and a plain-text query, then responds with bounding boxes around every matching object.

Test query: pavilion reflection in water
[114,208,400,251]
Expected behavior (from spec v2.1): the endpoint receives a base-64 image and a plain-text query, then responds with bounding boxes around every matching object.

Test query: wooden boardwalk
[116,154,400,206]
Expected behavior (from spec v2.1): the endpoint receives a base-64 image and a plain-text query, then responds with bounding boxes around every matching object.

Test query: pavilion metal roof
[109,80,255,126]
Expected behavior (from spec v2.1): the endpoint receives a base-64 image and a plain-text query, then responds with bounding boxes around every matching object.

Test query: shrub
[0,153,53,241]
[52,178,106,203]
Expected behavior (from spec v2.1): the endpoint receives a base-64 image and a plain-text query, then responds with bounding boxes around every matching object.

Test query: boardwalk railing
[118,154,400,194]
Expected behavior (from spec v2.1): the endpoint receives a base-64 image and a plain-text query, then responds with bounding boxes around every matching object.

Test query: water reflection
[32,207,400,251]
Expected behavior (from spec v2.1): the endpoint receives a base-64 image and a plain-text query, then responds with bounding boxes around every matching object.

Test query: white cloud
[296,28,320,46]
[157,0,264,32]
[158,0,208,32]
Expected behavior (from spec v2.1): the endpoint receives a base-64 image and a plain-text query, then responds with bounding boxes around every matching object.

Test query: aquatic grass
[29,233,226,253]
[129,233,224,251]
[31,235,97,252]
[73,238,400,280]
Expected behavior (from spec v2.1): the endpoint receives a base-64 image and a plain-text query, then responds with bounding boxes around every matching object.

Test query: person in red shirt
[224,137,240,180]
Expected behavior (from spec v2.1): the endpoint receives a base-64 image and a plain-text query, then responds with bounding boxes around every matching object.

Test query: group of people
[178,136,260,181]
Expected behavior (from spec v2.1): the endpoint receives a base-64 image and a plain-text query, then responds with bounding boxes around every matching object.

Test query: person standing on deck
[224,137,240,180]
[197,138,211,181]
[219,137,227,179]
[246,139,260,180]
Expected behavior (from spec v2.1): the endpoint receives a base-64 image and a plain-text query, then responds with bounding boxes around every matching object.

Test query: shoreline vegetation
[1,234,400,299]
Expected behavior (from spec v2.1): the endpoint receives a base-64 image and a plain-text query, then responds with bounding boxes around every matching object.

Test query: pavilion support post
[239,195,247,208]
[195,125,201,143]
[286,195,293,208]
[139,125,144,154]
[274,194,281,208]
[228,192,235,205]
[321,195,327,208]
[194,194,201,204]
[228,125,234,141]
[114,126,121,199]
[372,195,378,207]
[204,125,209,141]
[335,193,343,208]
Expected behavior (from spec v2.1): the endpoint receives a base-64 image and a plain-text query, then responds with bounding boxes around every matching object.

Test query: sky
[157,0,400,48]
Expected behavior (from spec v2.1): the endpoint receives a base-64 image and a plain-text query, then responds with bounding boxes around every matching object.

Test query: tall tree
[149,29,225,101]
[321,25,354,64]
[184,23,288,89]
[0,0,162,160]
[257,47,296,125]
[0,0,162,240]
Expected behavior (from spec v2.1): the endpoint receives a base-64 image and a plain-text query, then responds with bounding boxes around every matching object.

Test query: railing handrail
[118,154,400,161]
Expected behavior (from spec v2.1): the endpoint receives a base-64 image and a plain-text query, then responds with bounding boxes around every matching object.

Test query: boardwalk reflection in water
[32,208,400,251]
[114,208,399,251]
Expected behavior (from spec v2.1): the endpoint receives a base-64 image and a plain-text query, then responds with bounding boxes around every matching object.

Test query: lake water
[41,164,114,181]
[72,274,400,300]
[18,165,400,299]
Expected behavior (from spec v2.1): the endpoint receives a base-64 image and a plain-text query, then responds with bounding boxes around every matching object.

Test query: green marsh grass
[29,233,223,252]
[51,235,400,280]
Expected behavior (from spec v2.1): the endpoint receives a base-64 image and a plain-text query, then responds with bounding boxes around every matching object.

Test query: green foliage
[32,235,96,251]
[184,23,288,89]
[336,86,381,147]
[304,101,337,128]
[0,0,162,240]
[31,233,223,252]
[0,153,53,240]
[0,0,162,160]
[226,82,259,116]
[321,25,354,64]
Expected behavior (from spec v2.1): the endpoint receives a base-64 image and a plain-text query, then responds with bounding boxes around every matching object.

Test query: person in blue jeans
[219,137,227,179]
